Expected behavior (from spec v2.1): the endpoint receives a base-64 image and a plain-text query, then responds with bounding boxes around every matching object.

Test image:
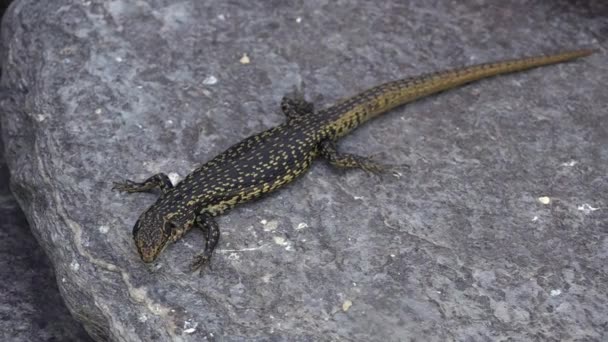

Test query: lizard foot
[112,180,141,193]
[190,253,213,275]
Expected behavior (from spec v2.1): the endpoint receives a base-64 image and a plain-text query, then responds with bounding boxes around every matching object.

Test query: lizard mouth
[136,237,170,263]
[137,244,167,263]
[140,253,156,263]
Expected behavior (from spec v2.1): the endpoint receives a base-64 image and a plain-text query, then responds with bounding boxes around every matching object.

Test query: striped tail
[322,49,594,139]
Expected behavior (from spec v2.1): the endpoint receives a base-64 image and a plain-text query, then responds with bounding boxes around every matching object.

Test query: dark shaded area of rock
[1,0,607,341]
[0,139,94,341]
[0,0,12,28]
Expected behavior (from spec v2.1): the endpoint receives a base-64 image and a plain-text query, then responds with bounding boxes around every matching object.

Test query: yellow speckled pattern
[113,49,593,270]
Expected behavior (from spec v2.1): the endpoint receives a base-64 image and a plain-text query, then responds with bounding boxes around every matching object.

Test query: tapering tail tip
[517,47,595,68]
[568,48,597,58]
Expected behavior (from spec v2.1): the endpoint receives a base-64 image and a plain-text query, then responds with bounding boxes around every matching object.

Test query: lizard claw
[387,163,410,178]
[361,162,389,175]
[190,254,212,275]
[112,180,137,192]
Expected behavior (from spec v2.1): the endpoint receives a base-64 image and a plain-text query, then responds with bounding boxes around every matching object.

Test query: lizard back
[156,120,325,217]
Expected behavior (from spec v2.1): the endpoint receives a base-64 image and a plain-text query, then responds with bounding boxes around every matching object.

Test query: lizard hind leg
[190,213,221,274]
[320,140,402,174]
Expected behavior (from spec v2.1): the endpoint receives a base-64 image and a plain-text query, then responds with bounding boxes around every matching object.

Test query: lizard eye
[163,220,177,235]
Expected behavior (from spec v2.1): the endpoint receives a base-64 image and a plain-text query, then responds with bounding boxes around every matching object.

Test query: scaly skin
[113,49,593,272]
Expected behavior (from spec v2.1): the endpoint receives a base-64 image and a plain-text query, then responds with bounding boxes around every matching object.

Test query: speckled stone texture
[0,2,92,340]
[0,139,93,341]
[1,0,607,341]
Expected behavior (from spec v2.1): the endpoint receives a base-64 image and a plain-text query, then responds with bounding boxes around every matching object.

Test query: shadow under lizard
[113,49,594,272]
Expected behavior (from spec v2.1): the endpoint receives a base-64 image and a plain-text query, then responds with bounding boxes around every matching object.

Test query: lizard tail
[322,49,594,139]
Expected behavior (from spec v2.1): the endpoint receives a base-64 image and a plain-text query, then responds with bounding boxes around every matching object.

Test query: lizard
[113,49,593,272]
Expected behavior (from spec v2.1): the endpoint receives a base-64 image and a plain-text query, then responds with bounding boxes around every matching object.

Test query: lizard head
[132,210,173,263]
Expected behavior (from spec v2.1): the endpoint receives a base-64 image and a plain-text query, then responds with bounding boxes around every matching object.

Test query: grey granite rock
[0,137,93,341]
[1,0,607,341]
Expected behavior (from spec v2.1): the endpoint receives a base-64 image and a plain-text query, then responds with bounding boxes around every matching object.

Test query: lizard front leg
[190,212,220,273]
[112,173,173,194]
[281,91,314,119]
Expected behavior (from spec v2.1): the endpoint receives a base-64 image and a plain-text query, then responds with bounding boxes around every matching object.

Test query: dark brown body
[113,49,593,270]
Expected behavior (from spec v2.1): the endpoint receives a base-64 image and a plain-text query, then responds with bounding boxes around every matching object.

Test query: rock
[0,135,93,341]
[1,0,607,341]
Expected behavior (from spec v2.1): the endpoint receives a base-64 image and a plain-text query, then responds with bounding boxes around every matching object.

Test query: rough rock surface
[1,2,93,340]
[1,0,607,341]
[0,138,93,341]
